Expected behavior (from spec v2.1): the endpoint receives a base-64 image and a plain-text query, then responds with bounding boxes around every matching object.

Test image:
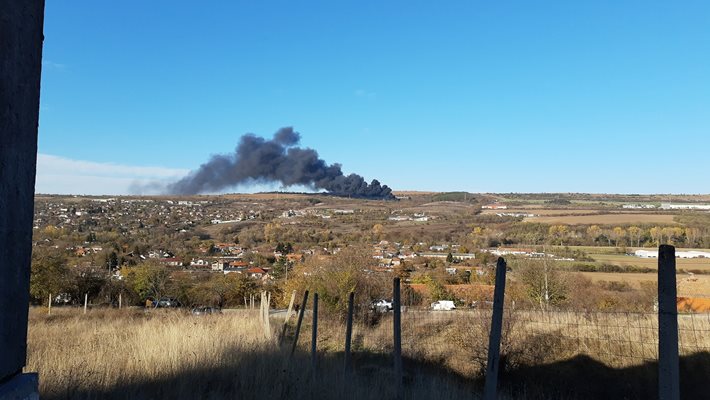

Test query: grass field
[25,306,710,399]
[555,246,710,297]
[482,209,601,216]
[577,271,657,288]
[26,308,486,400]
[588,253,710,272]
[575,271,710,298]
[525,213,678,225]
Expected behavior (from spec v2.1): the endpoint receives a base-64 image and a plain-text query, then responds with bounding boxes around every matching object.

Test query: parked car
[431,300,456,311]
[370,299,393,312]
[191,306,221,315]
[154,297,180,308]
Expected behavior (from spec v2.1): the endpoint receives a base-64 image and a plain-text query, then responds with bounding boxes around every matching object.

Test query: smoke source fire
[165,128,395,200]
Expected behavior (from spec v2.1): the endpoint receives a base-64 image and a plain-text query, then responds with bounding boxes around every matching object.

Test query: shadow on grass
[43,349,710,400]
[499,351,710,400]
[43,347,474,400]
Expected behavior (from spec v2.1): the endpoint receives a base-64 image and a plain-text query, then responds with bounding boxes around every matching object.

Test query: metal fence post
[290,290,309,357]
[393,277,403,399]
[311,293,319,377]
[658,245,680,400]
[344,291,355,374]
[484,257,507,400]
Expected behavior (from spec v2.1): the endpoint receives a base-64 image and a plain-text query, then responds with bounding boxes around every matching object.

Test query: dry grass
[300,309,710,399]
[25,307,485,400]
[300,309,710,374]
[25,307,710,399]
[525,213,678,225]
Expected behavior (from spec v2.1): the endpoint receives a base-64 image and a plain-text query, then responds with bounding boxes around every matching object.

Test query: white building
[660,203,710,210]
[634,249,710,259]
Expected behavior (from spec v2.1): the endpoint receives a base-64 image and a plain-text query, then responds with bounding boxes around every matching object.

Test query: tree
[69,265,108,304]
[671,227,685,244]
[30,250,72,304]
[611,227,626,247]
[650,226,662,246]
[124,262,171,301]
[586,225,603,244]
[283,246,388,319]
[627,226,642,247]
[270,256,289,280]
[264,222,284,243]
[548,225,568,245]
[275,242,294,254]
[685,227,701,247]
[108,251,119,269]
[517,259,568,311]
[446,252,454,263]
[372,224,384,241]
[426,278,455,302]
[189,273,256,308]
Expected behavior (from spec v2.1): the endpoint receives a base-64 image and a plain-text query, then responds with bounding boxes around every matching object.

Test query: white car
[431,300,456,311]
[371,299,393,312]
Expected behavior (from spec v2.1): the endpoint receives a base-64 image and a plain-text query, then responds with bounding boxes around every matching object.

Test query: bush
[283,246,390,320]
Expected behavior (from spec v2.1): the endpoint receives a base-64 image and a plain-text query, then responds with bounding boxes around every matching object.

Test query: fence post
[47,293,52,316]
[290,290,309,357]
[344,291,354,374]
[83,293,88,315]
[286,290,296,321]
[311,293,319,377]
[279,291,297,346]
[483,257,507,400]
[259,292,264,324]
[118,292,122,309]
[393,277,403,399]
[264,292,272,339]
[658,245,680,400]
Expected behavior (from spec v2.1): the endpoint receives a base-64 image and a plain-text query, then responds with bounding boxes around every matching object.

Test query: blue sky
[38,1,710,195]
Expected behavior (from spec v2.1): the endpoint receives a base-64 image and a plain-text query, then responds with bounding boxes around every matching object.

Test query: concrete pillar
[0,0,45,394]
[658,245,680,400]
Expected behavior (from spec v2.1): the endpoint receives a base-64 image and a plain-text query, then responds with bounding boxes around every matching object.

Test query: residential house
[190,259,210,268]
[159,258,182,267]
[246,267,268,279]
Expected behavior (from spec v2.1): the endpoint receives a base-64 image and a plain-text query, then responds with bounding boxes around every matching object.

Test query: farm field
[481,208,602,216]
[525,213,678,225]
[556,246,710,255]
[588,253,710,272]
[576,272,656,288]
[575,272,710,300]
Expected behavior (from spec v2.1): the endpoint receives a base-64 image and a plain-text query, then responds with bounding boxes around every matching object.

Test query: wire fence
[286,307,710,376]
[278,248,707,399]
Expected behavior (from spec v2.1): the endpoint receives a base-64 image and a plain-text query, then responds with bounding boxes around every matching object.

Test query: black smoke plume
[165,128,395,199]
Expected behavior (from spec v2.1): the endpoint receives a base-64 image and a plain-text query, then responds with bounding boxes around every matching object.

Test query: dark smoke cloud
[165,127,395,200]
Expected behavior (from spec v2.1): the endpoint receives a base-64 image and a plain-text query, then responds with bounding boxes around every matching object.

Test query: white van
[430,300,456,311]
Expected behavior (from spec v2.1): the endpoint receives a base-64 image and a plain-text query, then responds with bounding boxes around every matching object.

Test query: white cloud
[35,154,189,195]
